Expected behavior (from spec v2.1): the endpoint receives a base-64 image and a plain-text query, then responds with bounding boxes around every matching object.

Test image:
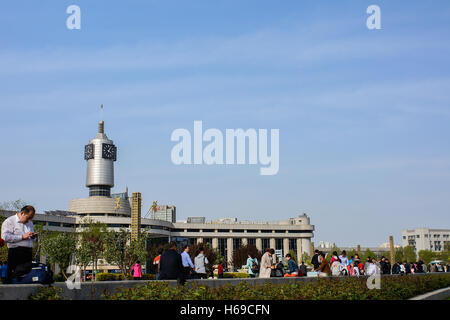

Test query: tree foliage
[103,229,148,277]
[187,242,219,273]
[78,219,107,281]
[231,244,262,269]
[40,230,77,279]
[0,199,29,211]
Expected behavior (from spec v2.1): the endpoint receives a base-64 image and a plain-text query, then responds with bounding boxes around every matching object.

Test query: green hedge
[96,273,156,281]
[96,273,126,281]
[104,274,450,300]
[222,272,251,279]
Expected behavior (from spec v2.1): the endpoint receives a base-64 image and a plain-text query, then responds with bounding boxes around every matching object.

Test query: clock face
[102,143,117,161]
[84,144,94,160]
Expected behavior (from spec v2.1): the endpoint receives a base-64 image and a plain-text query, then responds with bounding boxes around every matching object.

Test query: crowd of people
[237,248,450,278]
[151,242,212,283]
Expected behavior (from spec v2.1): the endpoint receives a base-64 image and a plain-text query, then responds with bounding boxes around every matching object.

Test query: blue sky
[1,0,450,246]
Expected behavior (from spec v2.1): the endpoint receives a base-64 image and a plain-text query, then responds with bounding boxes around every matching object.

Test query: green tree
[103,229,148,278]
[79,219,107,281]
[301,252,310,264]
[418,250,439,264]
[362,249,377,262]
[75,240,92,281]
[40,231,77,279]
[0,199,29,211]
[403,246,417,262]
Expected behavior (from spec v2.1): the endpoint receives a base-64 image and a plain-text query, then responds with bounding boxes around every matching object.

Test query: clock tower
[84,120,117,197]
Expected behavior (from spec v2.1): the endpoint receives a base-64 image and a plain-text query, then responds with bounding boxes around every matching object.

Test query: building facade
[1,119,315,272]
[402,228,450,253]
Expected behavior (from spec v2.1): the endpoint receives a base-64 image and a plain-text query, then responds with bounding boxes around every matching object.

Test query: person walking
[1,205,37,284]
[132,261,142,280]
[259,248,275,278]
[159,241,184,283]
[284,253,299,277]
[194,247,209,279]
[181,245,194,280]
[245,254,258,278]
[153,248,163,280]
[217,262,224,279]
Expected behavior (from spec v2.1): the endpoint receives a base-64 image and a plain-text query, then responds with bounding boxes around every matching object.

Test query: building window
[218,229,230,233]
[260,230,272,233]
[246,230,258,233]
[189,238,197,246]
[233,230,245,233]
[202,229,215,233]
[248,238,256,247]
[275,239,283,250]
[416,235,420,238]
[48,222,61,227]
[233,238,242,250]
[289,239,297,252]
[262,239,270,250]
[218,238,227,258]
[288,230,308,233]
[187,229,200,232]
[203,238,212,246]
[275,230,285,233]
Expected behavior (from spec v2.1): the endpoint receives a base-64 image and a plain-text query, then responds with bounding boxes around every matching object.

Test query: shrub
[223,272,251,278]
[105,274,450,300]
[29,286,66,300]
[53,273,66,282]
[141,274,156,280]
[96,273,125,281]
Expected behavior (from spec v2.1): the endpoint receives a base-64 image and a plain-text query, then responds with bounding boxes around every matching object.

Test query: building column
[296,238,303,262]
[283,238,289,257]
[197,238,203,244]
[242,238,248,246]
[256,238,262,251]
[270,238,276,263]
[212,237,218,250]
[227,238,233,268]
[270,238,275,249]
[302,238,311,258]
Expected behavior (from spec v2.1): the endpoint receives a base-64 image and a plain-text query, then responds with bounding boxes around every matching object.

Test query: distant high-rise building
[150,205,176,223]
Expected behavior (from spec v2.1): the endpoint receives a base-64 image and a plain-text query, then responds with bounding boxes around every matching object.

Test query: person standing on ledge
[1,205,37,284]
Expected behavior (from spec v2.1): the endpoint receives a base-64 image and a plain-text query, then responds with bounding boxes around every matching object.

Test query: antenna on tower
[98,104,105,133]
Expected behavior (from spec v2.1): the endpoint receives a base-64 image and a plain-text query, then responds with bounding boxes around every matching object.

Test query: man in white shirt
[1,205,37,283]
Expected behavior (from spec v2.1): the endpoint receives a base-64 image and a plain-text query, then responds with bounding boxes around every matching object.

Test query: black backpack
[251,259,259,273]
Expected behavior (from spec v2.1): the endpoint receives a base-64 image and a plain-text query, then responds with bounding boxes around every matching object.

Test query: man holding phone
[1,205,37,283]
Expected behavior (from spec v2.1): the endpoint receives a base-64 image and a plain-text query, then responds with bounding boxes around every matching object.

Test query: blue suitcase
[11,263,54,285]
